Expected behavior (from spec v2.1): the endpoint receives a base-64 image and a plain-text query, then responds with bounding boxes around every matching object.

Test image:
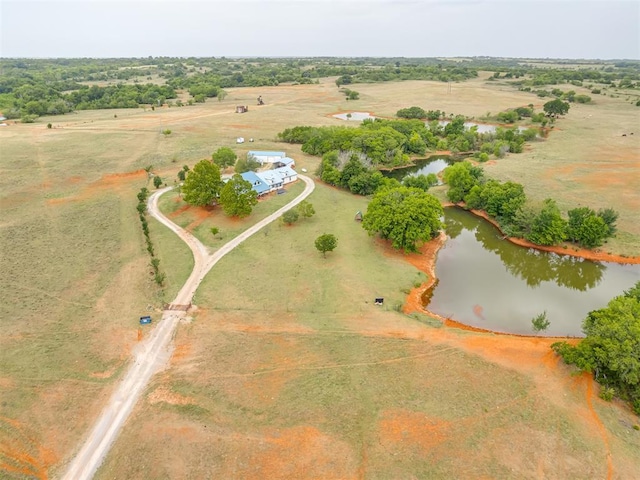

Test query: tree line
[442,161,618,249]
[279,116,539,167]
[3,56,637,122]
[2,83,177,119]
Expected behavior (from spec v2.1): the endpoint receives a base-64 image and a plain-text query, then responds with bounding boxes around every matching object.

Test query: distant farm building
[248,150,287,165]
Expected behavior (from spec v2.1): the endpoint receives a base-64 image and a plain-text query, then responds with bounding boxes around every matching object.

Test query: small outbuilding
[273,157,296,169]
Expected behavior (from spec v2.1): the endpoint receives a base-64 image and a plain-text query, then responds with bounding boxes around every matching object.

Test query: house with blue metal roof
[274,166,297,185]
[256,170,284,191]
[240,171,270,196]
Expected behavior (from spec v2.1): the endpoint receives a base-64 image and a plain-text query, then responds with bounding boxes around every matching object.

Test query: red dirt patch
[237,426,357,480]
[46,169,147,205]
[168,203,191,218]
[171,342,192,365]
[147,386,195,406]
[89,363,122,379]
[378,409,451,452]
[0,417,55,480]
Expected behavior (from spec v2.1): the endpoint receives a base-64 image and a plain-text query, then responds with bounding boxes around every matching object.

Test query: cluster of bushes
[282,200,315,225]
[316,150,437,197]
[136,187,165,287]
[519,86,592,104]
[552,282,640,414]
[341,88,359,100]
[278,121,415,168]
[396,107,444,121]
[443,162,618,248]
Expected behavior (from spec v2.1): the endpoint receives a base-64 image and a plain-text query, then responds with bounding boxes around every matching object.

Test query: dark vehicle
[139,315,152,325]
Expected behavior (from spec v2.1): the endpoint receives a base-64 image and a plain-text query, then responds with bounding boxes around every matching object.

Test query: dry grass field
[1,73,639,479]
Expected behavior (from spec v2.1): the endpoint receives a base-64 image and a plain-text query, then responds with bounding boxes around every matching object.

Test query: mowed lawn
[96,182,640,479]
[1,75,639,479]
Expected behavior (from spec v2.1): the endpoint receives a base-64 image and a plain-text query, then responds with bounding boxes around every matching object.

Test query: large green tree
[396,106,427,119]
[443,161,483,203]
[526,199,567,246]
[362,186,443,252]
[182,160,223,207]
[567,207,611,248]
[315,234,338,258]
[234,154,260,174]
[219,174,258,217]
[543,99,570,117]
[296,200,316,219]
[212,147,237,169]
[553,282,640,413]
[465,180,526,223]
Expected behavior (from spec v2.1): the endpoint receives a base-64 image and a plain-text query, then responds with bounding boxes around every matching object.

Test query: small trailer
[139,315,152,325]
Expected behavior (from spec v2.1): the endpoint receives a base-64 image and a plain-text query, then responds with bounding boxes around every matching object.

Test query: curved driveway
[61,175,315,480]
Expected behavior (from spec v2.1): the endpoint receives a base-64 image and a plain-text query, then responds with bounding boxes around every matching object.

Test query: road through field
[60,175,315,480]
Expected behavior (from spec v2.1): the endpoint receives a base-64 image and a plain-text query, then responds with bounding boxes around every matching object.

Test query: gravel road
[60,175,314,480]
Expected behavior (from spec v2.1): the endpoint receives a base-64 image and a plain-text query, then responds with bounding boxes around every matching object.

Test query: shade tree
[212,147,237,169]
[362,186,443,252]
[182,160,223,207]
[219,174,258,217]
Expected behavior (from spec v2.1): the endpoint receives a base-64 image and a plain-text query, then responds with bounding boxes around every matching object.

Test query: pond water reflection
[425,208,640,336]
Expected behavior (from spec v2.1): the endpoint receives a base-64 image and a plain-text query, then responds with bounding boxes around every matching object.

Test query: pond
[424,208,640,337]
[332,112,376,121]
[383,155,454,182]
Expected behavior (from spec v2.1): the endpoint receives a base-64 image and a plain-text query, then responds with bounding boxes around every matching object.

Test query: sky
[1,0,639,59]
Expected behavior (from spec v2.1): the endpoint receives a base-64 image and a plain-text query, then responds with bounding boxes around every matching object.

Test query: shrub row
[137,187,165,288]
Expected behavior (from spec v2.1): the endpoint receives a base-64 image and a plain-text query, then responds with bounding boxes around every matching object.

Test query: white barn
[248,150,286,165]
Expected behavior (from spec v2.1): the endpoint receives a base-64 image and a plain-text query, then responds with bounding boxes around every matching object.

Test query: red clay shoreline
[397,204,639,338]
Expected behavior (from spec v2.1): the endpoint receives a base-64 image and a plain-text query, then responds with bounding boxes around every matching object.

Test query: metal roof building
[240,171,271,196]
[248,151,287,164]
